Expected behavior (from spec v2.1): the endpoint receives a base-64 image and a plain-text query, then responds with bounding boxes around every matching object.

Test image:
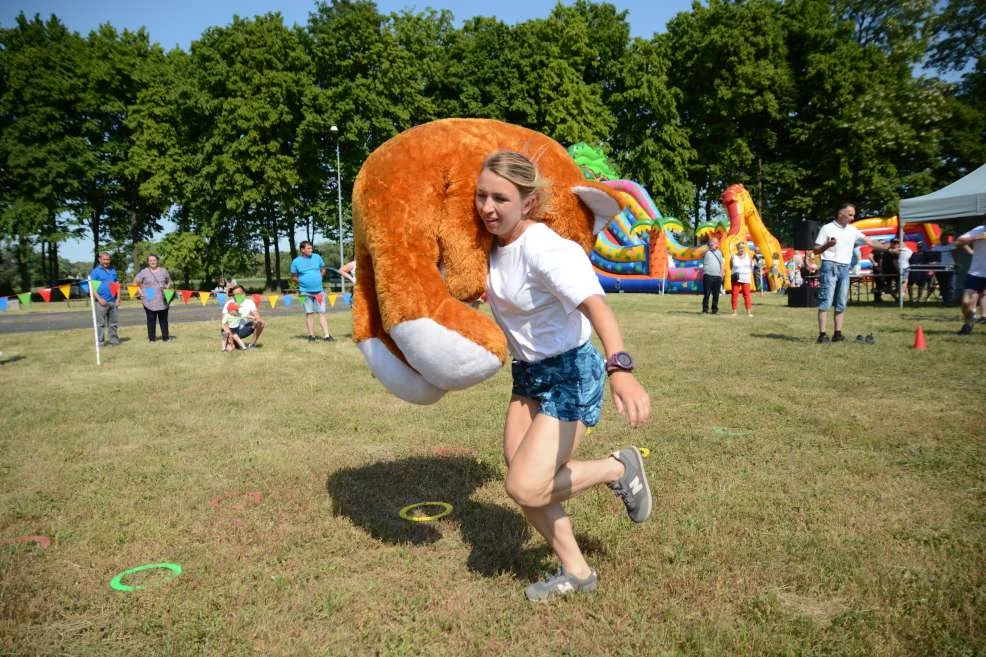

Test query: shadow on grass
[326,455,604,581]
[750,332,808,342]
[0,354,25,365]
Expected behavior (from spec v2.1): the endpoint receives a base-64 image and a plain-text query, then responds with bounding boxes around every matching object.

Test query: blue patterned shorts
[511,341,605,427]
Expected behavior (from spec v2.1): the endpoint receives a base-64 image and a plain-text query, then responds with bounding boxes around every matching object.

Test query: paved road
[0,302,349,334]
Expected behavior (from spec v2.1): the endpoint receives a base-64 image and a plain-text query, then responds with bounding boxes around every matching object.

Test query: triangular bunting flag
[283,295,293,307]
[58,284,70,300]
[0,296,7,312]
[109,282,120,298]
[328,293,338,308]
[17,292,31,306]
[127,285,139,299]
[164,289,175,303]
[251,293,262,307]
[343,293,352,306]
[217,292,227,305]
[235,294,245,304]
[198,291,211,305]
[315,292,325,304]
[267,294,279,309]
[39,288,52,303]
[81,280,91,294]
[144,287,155,301]
[179,290,193,304]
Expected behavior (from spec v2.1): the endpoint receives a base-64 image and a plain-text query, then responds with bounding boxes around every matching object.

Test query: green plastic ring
[398,501,453,523]
[109,562,182,592]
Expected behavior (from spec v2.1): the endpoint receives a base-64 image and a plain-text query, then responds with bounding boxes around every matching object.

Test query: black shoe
[856,335,865,343]
[711,309,718,315]
[308,335,316,343]
[323,335,335,342]
[957,323,973,335]
[702,309,709,314]
[817,334,830,344]
[977,318,986,325]
[832,333,845,342]
[865,334,876,344]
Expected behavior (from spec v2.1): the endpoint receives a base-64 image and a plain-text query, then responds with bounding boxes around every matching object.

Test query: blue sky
[5,0,695,47]
[4,0,695,263]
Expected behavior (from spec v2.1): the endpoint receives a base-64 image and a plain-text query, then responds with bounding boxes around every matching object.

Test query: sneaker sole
[625,446,653,523]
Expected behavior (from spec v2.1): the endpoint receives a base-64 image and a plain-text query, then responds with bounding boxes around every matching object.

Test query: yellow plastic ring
[639,447,651,458]
[398,501,453,523]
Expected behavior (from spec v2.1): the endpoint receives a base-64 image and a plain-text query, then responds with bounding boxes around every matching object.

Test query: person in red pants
[730,241,754,316]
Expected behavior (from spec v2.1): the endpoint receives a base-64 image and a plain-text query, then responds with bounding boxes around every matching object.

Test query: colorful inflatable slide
[851,216,941,269]
[588,179,787,293]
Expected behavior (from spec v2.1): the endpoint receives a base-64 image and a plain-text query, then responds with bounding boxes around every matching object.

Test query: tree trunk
[757,155,764,219]
[262,233,273,290]
[273,236,282,292]
[16,237,31,290]
[90,207,102,266]
[129,206,140,277]
[694,184,701,245]
[50,241,59,281]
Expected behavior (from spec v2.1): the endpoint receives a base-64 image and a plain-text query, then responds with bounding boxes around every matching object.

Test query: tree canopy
[1,0,982,292]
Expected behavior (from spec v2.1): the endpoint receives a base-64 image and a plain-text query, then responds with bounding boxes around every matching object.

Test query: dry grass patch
[0,293,984,656]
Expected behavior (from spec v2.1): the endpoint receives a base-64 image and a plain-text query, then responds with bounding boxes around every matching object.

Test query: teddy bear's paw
[357,338,446,405]
[390,318,503,391]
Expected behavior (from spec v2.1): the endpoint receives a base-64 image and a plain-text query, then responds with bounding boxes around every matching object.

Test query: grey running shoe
[525,568,597,602]
[817,334,830,344]
[608,446,652,523]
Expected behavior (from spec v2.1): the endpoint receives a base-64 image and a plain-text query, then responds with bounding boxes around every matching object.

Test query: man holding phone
[813,203,897,343]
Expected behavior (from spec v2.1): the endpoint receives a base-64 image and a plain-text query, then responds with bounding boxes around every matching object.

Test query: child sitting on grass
[221,302,247,352]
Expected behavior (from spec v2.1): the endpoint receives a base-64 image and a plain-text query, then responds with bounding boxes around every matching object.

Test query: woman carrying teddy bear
[476,151,653,602]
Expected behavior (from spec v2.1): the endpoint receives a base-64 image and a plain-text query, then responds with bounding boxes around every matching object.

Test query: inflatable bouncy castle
[570,142,787,294]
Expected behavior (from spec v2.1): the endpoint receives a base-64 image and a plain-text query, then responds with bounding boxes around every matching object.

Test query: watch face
[614,352,633,369]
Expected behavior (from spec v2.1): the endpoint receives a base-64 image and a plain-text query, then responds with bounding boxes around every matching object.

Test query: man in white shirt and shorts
[813,203,897,343]
[955,216,986,335]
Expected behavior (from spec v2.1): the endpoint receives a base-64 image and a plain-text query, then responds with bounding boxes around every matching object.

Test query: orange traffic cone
[913,323,927,350]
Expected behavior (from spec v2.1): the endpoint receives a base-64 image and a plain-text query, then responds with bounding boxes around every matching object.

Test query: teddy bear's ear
[572,185,623,235]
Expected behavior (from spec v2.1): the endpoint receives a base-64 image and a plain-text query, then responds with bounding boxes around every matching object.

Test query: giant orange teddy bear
[351,119,625,404]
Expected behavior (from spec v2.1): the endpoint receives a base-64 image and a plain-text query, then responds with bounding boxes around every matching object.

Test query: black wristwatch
[605,351,634,375]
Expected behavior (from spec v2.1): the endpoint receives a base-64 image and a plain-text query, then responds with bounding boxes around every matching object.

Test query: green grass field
[1,293,983,657]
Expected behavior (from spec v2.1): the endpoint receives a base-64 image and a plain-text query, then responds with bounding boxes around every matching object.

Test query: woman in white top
[478,151,652,602]
[730,241,754,316]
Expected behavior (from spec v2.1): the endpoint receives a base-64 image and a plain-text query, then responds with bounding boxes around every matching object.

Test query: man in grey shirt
[701,238,724,314]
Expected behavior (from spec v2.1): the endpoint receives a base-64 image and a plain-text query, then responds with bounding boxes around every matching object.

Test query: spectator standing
[291,241,334,342]
[730,242,754,316]
[90,251,120,346]
[813,203,896,343]
[133,254,173,342]
[701,239,724,314]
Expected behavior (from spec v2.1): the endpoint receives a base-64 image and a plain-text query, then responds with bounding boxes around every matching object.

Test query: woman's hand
[609,371,650,428]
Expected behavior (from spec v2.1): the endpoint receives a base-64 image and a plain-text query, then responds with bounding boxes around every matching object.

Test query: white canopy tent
[896,164,986,307]
[899,164,986,224]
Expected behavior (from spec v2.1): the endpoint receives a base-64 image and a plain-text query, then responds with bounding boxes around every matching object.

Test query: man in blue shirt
[290,241,334,342]
[90,251,120,346]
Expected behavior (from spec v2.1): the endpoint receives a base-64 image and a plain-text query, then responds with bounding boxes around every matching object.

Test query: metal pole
[335,137,345,295]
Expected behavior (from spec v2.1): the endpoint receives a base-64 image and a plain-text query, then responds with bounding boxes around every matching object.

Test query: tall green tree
[182,13,316,288]
[0,14,87,284]
[664,0,795,233]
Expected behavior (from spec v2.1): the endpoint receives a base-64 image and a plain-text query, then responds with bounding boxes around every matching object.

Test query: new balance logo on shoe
[629,476,642,495]
[556,582,574,594]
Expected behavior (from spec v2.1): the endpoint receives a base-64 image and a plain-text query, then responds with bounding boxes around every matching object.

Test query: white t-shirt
[238,297,258,321]
[959,225,986,277]
[487,222,603,363]
[898,245,913,272]
[815,221,866,264]
[730,253,753,284]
